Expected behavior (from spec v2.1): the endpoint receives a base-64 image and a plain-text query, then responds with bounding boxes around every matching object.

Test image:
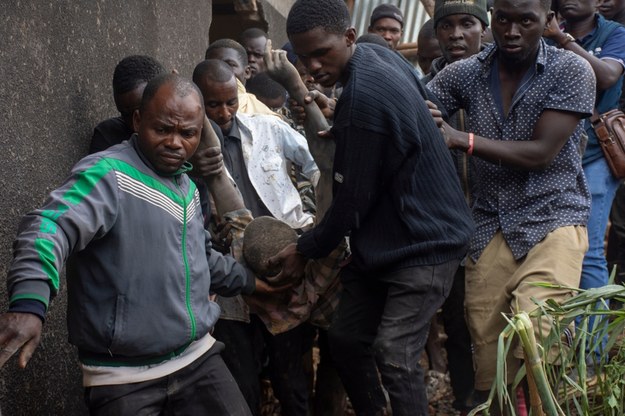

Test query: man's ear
[132,109,141,133]
[244,65,252,81]
[345,27,357,47]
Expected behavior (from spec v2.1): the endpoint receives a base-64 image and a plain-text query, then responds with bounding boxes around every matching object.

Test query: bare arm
[443,109,583,170]
[194,115,246,214]
[544,19,624,91]
[264,39,336,218]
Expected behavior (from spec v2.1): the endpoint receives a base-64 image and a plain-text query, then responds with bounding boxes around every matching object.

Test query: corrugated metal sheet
[351,0,430,45]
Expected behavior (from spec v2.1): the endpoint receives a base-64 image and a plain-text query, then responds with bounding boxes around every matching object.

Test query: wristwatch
[559,32,575,48]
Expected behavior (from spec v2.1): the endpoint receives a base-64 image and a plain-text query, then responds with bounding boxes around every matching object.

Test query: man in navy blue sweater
[269,1,474,414]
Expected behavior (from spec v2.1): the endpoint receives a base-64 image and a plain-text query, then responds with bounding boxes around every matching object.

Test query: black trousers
[213,315,315,416]
[328,260,458,416]
[84,342,252,416]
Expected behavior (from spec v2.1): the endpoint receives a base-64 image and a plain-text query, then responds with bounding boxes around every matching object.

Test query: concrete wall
[0,1,211,414]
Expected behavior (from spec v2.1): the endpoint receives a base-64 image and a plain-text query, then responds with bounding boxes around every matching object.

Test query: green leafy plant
[468,279,625,416]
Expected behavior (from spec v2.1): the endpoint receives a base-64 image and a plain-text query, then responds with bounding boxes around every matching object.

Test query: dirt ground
[260,346,461,416]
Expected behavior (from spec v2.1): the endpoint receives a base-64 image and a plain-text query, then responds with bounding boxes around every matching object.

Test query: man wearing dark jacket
[0,74,257,415]
[271,1,474,415]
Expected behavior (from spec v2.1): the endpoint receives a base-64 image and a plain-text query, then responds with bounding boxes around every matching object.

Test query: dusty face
[492,0,551,67]
[195,75,239,135]
[115,82,146,131]
[134,82,204,174]
[289,27,356,88]
[368,17,403,49]
[436,14,485,64]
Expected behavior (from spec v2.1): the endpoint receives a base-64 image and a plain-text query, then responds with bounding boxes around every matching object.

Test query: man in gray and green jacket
[0,74,257,415]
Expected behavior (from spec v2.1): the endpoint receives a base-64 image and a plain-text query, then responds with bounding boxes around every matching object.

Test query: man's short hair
[433,0,489,28]
[192,59,236,86]
[112,55,166,96]
[286,0,351,36]
[239,27,268,42]
[369,4,404,28]
[140,74,202,113]
[205,39,248,67]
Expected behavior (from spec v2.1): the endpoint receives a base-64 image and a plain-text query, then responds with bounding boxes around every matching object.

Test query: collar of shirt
[224,117,241,141]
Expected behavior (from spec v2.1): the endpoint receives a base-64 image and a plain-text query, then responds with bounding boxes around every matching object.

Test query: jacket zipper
[175,177,197,342]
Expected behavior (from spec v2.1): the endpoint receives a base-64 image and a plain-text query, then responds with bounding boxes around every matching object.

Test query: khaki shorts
[465,226,588,390]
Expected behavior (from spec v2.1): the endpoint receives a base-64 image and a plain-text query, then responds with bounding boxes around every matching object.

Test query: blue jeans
[581,156,620,356]
[328,260,458,416]
[581,157,620,291]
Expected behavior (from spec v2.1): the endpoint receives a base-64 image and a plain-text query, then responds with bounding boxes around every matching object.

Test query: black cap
[370,4,404,28]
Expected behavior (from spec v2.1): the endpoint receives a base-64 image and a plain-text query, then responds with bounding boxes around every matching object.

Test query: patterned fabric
[236,113,319,230]
[428,40,595,261]
[216,209,347,334]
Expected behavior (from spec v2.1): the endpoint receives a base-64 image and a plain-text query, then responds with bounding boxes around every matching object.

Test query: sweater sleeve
[297,125,387,259]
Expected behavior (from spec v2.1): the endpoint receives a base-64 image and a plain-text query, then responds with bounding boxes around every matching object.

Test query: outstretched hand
[0,313,42,369]
[266,243,307,287]
[264,39,301,92]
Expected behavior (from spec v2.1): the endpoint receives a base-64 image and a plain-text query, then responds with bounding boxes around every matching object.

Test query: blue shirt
[427,40,595,261]
[564,14,625,164]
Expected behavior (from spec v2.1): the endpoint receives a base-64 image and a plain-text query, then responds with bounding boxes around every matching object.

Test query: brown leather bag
[592,108,625,179]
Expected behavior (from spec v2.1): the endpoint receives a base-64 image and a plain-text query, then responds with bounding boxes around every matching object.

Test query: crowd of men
[1,0,624,415]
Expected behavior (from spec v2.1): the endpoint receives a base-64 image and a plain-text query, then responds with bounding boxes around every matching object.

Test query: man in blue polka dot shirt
[428,0,596,402]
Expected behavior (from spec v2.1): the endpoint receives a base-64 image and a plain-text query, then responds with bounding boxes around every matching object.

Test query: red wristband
[467,133,474,155]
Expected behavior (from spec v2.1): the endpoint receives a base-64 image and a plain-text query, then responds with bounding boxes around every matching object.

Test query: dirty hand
[266,243,307,287]
[190,146,224,178]
[254,278,294,295]
[0,312,42,369]
[264,39,300,91]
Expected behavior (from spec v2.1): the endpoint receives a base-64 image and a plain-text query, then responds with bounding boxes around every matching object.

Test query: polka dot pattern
[428,41,595,261]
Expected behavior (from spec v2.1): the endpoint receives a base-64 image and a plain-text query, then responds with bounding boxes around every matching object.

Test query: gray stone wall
[0,2,211,414]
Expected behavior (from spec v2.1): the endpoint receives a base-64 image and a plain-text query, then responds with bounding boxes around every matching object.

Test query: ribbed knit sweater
[297,44,474,272]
